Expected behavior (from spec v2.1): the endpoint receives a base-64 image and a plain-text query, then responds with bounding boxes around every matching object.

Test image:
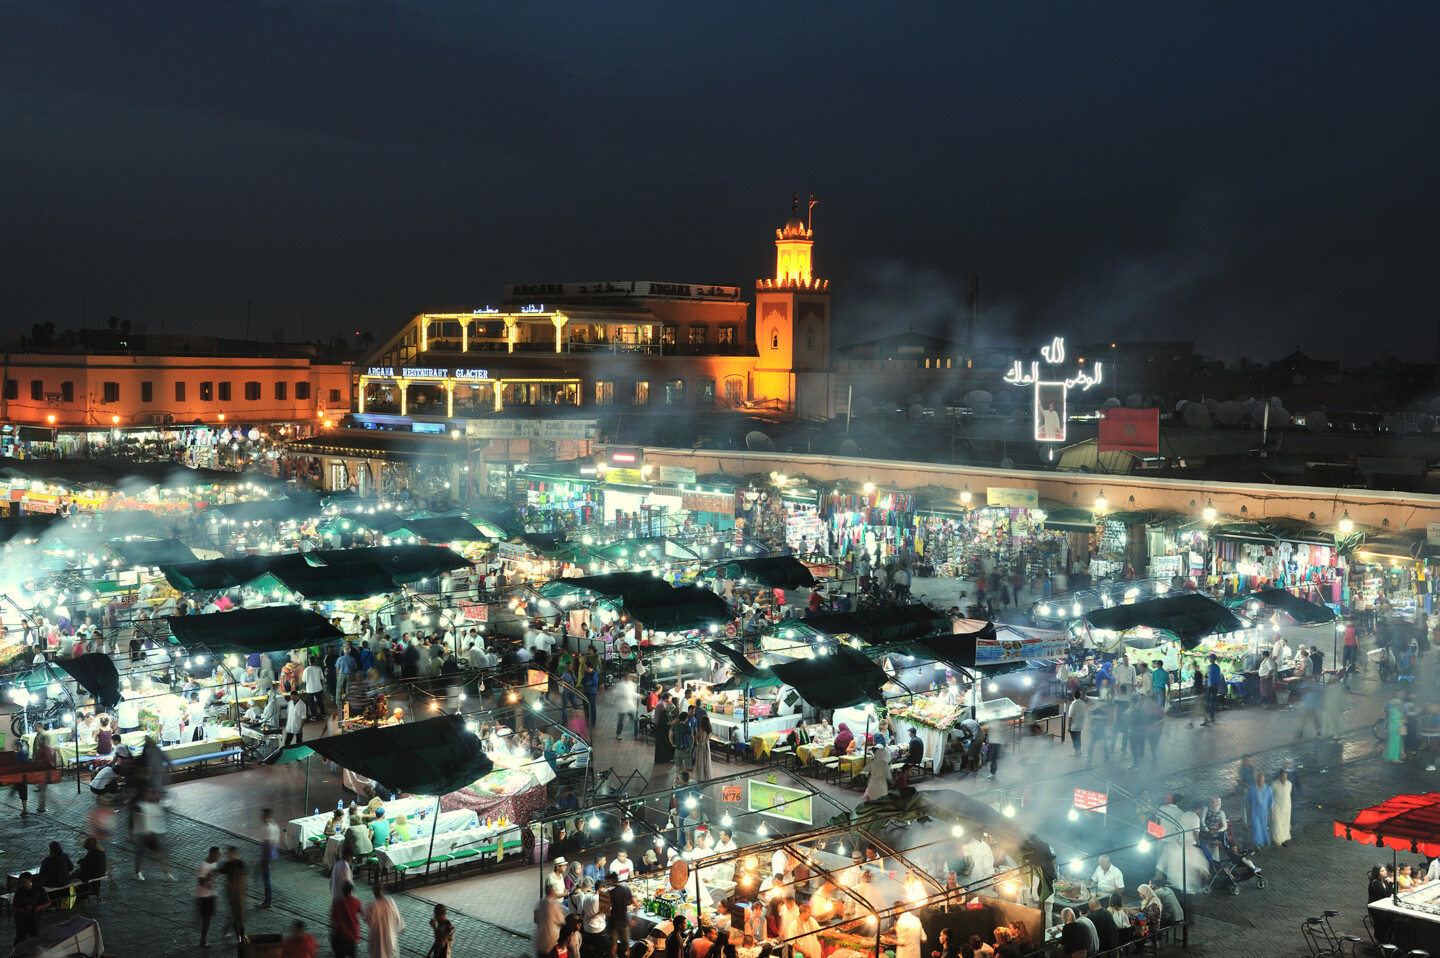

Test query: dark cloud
[0,2,1435,361]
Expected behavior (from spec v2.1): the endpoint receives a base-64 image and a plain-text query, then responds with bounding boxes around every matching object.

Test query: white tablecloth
[708,713,794,739]
[376,815,518,869]
[287,796,439,851]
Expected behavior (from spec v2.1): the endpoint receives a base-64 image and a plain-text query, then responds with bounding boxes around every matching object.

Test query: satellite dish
[994,389,1012,404]
[907,403,924,420]
[1125,393,1144,409]
[1183,404,1213,430]
[906,392,923,405]
[1306,411,1330,433]
[1175,400,1189,413]
[1103,397,1122,409]
[1000,456,1015,469]
[853,397,874,416]
[838,439,860,456]
[1216,401,1243,425]
[1272,407,1291,426]
[1203,398,1220,412]
[745,431,775,451]
[987,352,1011,368]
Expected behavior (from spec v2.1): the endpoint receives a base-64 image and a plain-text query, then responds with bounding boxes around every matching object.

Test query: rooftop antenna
[808,193,817,232]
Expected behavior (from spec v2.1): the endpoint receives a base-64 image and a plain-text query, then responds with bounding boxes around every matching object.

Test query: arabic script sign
[1003,337,1102,443]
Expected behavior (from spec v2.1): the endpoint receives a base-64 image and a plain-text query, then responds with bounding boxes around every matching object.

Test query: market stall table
[286,796,441,852]
[438,758,555,825]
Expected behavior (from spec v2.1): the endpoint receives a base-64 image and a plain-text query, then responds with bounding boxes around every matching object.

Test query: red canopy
[1334,792,1440,857]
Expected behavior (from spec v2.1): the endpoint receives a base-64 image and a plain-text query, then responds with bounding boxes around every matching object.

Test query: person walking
[1200,655,1223,726]
[1271,767,1294,847]
[364,882,406,958]
[534,883,565,958]
[614,674,639,741]
[283,921,319,958]
[1068,690,1087,757]
[428,903,455,958]
[284,691,306,746]
[259,807,279,909]
[302,657,327,721]
[1246,773,1274,847]
[195,846,221,950]
[330,882,363,958]
[219,846,248,942]
[133,788,174,881]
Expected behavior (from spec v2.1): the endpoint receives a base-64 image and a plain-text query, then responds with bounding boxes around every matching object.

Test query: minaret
[754,193,833,417]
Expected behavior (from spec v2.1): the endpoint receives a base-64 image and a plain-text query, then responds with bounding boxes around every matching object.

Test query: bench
[166,747,245,777]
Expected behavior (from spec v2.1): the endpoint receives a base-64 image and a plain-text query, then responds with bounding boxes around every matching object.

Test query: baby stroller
[1200,834,1266,894]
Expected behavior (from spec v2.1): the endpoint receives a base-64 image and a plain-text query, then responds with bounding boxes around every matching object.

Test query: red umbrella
[1334,793,1440,857]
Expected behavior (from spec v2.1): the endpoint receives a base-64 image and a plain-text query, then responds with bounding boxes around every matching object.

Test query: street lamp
[959,483,972,506]
[1202,500,1216,523]
[1338,510,1354,535]
[1094,490,1108,513]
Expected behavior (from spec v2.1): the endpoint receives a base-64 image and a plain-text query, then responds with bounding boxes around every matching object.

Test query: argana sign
[1003,337,1103,444]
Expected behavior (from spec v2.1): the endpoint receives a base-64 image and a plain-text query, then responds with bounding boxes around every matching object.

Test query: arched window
[770,328,779,349]
[695,377,715,405]
[806,328,815,351]
[664,378,684,405]
[724,376,745,406]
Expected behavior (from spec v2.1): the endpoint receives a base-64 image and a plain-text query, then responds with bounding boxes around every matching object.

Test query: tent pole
[303,755,311,819]
[424,797,441,883]
[74,708,82,795]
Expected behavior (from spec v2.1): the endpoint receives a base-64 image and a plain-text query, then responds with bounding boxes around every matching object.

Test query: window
[274,381,287,401]
[806,328,815,351]
[199,381,214,402]
[218,382,232,402]
[329,389,342,404]
[695,377,715,405]
[60,381,74,403]
[29,381,42,401]
[664,378,684,405]
[724,376,745,406]
[2,380,15,401]
[102,382,120,403]
[717,325,737,345]
[141,381,153,403]
[770,329,779,349]
[632,381,650,405]
[660,325,677,347]
[296,382,311,400]
[244,382,261,401]
[594,381,614,406]
[175,382,186,402]
[688,325,707,346]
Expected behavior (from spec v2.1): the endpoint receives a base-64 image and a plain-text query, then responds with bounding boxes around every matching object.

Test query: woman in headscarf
[1136,884,1162,927]
[38,840,74,888]
[861,740,892,803]
[1246,772,1273,846]
[832,723,855,757]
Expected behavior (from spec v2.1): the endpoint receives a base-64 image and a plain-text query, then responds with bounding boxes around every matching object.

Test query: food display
[890,697,965,732]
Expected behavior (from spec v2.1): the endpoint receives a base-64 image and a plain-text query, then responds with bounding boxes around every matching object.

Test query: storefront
[519,468,599,531]
[822,488,919,563]
[1213,528,1347,608]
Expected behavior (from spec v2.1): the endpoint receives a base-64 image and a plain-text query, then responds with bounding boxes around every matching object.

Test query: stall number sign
[721,785,742,803]
[1147,820,1166,839]
[1072,788,1108,814]
[460,602,488,623]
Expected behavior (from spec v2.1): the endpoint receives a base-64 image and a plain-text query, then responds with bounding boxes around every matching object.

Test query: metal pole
[423,797,442,883]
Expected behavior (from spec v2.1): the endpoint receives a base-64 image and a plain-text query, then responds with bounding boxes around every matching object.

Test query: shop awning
[98,510,174,539]
[1355,534,1426,562]
[702,556,816,589]
[401,516,491,542]
[207,495,323,525]
[159,545,469,596]
[540,572,675,607]
[166,606,345,654]
[107,538,198,567]
[626,586,734,632]
[802,605,952,646]
[54,652,123,709]
[1335,793,1440,857]
[1084,593,1245,649]
[285,431,466,463]
[1041,508,1099,532]
[768,645,887,710]
[159,555,278,592]
[304,714,494,796]
[1231,589,1337,626]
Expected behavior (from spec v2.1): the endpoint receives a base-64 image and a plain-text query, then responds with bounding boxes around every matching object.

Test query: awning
[159,545,469,598]
[166,607,345,654]
[98,510,174,539]
[768,645,887,710]
[207,495,323,524]
[801,605,951,645]
[539,572,675,607]
[1230,589,1336,626]
[304,714,494,796]
[626,586,734,632]
[401,516,491,542]
[702,556,816,589]
[54,653,123,709]
[1041,508,1099,532]
[1335,793,1440,857]
[1084,593,1246,650]
[108,538,199,567]
[286,431,466,463]
[0,514,65,543]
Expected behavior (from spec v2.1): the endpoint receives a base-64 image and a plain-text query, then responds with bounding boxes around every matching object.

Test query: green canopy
[166,606,344,654]
[702,555,816,588]
[206,495,323,525]
[107,538,198,567]
[769,645,887,710]
[98,510,174,539]
[541,572,675,607]
[305,714,494,796]
[160,545,470,597]
[1084,593,1245,649]
[626,585,734,632]
[801,605,951,645]
[1228,588,1337,626]
[400,516,491,542]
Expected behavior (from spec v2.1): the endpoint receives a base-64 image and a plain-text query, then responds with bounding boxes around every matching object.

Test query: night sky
[3,2,1436,362]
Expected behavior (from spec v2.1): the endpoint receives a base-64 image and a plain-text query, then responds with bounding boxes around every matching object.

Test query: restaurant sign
[1072,788,1108,814]
[465,419,599,440]
[365,366,491,381]
[973,633,1070,664]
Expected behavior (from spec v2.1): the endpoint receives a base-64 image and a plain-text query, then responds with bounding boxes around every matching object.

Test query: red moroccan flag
[1098,408,1160,453]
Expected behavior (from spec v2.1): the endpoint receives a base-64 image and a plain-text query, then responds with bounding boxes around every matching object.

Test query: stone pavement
[0,776,531,956]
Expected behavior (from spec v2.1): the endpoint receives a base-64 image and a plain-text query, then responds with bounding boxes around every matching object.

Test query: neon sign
[1002,337,1102,443]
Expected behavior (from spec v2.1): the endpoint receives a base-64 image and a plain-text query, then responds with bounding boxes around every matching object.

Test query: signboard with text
[505,281,742,302]
[1003,338,1103,444]
[974,633,1071,664]
[682,492,735,516]
[1072,788,1108,814]
[465,419,599,440]
[985,487,1039,508]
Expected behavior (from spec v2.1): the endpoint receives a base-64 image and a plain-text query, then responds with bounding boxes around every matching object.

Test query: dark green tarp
[801,606,951,645]
[0,514,64,543]
[1232,588,1337,625]
[1084,593,1244,649]
[626,586,734,632]
[703,555,816,589]
[166,606,344,654]
[402,516,490,542]
[768,644,887,710]
[545,572,676,607]
[207,495,322,524]
[55,653,123,709]
[108,538,198,567]
[304,714,494,796]
[880,620,998,671]
[159,545,470,597]
[160,555,278,592]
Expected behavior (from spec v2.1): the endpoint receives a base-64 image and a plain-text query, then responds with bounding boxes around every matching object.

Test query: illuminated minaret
[755,193,831,399]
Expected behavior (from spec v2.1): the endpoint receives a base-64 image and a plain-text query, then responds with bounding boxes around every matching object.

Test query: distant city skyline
[2,3,1435,364]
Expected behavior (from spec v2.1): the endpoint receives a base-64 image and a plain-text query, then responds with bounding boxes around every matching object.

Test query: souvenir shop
[1144,520,1210,585]
[915,508,1063,582]
[821,488,919,563]
[779,486,825,553]
[518,469,599,531]
[1211,536,1346,607]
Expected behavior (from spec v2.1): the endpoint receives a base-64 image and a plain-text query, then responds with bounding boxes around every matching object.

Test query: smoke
[1036,248,1221,341]
[834,261,1002,347]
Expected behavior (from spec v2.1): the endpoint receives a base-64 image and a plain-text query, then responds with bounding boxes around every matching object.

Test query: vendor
[1091,855,1125,896]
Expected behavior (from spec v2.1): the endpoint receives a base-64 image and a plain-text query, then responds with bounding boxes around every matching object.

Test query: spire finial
[792,191,799,216]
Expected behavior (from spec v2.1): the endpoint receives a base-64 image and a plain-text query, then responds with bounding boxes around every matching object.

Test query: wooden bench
[166,747,245,777]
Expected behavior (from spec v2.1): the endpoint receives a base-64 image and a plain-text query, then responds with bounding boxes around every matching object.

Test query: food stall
[1337,793,1440,952]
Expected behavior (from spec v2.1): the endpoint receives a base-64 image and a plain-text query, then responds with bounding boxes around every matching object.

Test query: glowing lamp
[1338,510,1354,535]
[1202,499,1217,523]
[1094,491,1108,513]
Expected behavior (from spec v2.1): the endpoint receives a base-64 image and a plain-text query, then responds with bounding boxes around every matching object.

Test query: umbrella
[263,742,318,816]
[1334,792,1440,857]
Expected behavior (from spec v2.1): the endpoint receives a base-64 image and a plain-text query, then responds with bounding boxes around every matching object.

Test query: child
[428,903,454,958]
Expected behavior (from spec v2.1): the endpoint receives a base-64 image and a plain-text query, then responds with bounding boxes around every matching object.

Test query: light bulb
[1003,804,1016,817]
[951,825,964,838]
[1068,809,1079,822]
